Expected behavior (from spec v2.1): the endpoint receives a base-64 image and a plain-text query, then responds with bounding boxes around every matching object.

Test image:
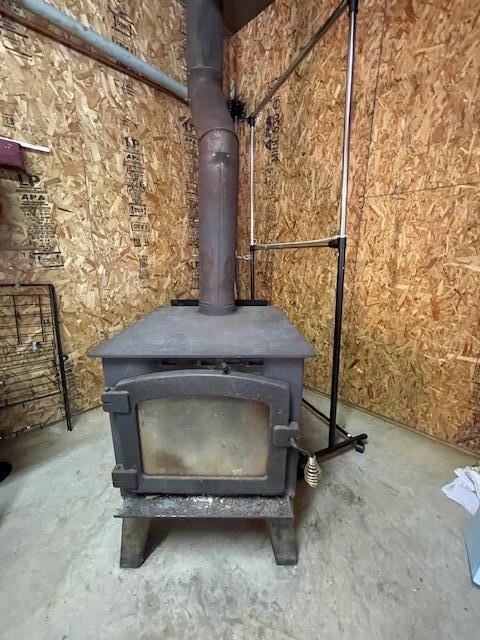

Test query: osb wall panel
[346,186,479,443]
[73,62,194,337]
[233,0,480,452]
[0,28,104,428]
[363,0,479,197]
[344,0,480,451]
[0,0,194,435]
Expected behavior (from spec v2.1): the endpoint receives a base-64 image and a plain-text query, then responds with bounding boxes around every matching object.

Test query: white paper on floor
[442,466,480,515]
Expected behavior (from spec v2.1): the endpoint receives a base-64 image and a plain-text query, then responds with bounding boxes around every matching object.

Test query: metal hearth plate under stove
[116,495,294,519]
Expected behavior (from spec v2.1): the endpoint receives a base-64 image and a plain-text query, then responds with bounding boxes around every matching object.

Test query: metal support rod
[249,245,256,300]
[248,120,256,300]
[254,236,340,251]
[315,431,367,460]
[249,122,256,247]
[302,396,367,462]
[339,0,357,238]
[302,397,330,425]
[14,0,188,101]
[328,1,357,448]
[48,285,73,431]
[248,0,348,120]
[12,295,20,345]
[303,395,363,448]
[0,6,183,99]
[329,237,346,448]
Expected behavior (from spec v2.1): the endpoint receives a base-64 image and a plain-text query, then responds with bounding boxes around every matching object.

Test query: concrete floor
[0,391,478,640]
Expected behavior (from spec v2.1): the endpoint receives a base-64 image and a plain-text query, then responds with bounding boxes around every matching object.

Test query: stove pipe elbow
[186,0,238,315]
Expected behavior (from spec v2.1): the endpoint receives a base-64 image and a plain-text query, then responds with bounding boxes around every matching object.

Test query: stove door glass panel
[138,396,269,476]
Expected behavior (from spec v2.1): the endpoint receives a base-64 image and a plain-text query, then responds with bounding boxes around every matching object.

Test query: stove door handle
[272,421,299,448]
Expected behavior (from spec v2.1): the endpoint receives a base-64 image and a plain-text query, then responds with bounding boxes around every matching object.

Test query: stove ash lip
[87,304,316,361]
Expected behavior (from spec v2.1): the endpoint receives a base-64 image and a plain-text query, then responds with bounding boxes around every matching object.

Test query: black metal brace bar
[48,285,73,431]
[248,0,349,120]
[315,433,367,458]
[249,244,256,299]
[302,397,367,460]
[254,235,340,251]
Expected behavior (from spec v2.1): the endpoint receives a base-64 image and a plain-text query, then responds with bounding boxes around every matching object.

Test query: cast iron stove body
[93,304,313,497]
[91,304,314,565]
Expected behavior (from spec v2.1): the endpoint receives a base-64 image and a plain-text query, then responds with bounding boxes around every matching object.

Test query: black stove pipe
[186,0,238,315]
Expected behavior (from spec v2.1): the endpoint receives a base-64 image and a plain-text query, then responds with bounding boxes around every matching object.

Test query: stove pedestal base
[120,517,150,568]
[116,495,297,567]
[266,518,297,565]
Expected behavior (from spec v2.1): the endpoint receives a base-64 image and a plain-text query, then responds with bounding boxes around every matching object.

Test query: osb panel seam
[364,180,480,200]
[74,121,108,345]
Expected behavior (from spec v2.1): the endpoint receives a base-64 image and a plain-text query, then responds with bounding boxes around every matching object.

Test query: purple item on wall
[0,139,25,171]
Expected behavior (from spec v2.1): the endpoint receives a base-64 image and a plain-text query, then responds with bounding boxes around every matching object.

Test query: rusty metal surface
[115,494,294,519]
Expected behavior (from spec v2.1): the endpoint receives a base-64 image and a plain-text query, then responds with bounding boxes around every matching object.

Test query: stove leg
[266,518,297,566]
[120,517,150,568]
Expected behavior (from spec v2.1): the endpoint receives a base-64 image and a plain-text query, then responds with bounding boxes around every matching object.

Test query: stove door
[104,369,292,495]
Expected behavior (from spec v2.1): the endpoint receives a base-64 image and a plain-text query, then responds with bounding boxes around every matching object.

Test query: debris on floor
[442,465,480,588]
[442,466,480,515]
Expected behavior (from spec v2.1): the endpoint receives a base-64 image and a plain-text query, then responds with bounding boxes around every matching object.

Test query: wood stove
[91,304,314,565]
[90,0,315,566]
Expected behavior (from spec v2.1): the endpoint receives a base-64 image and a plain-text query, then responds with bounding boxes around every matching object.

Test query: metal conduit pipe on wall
[14,0,188,101]
[186,0,238,315]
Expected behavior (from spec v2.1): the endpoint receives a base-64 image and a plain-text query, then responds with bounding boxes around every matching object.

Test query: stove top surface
[89,305,314,360]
